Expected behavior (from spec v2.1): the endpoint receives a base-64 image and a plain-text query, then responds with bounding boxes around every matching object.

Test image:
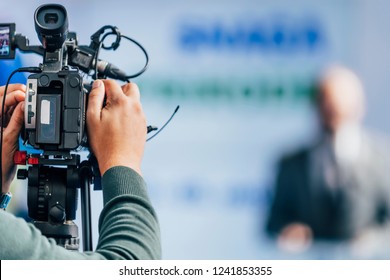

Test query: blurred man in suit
[266,65,390,256]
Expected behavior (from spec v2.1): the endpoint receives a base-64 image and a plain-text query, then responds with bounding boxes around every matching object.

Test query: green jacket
[0,166,161,259]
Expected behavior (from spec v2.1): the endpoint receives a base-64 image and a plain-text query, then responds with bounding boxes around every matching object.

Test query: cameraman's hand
[0,84,26,192]
[87,80,146,176]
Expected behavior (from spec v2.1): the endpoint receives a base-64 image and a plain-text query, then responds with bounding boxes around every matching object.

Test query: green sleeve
[0,166,161,260]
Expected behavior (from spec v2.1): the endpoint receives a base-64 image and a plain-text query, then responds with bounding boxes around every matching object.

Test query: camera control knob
[17,169,28,180]
[69,76,80,88]
[14,151,27,165]
[49,204,66,223]
[39,75,50,86]
[28,88,35,102]
[27,105,35,124]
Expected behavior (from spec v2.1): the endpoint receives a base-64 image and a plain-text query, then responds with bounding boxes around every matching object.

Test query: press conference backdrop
[1,0,390,259]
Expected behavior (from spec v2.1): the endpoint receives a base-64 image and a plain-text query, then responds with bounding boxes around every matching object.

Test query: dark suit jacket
[266,132,390,240]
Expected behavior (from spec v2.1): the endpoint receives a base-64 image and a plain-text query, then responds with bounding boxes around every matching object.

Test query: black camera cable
[91,27,179,141]
[94,28,149,81]
[146,105,180,142]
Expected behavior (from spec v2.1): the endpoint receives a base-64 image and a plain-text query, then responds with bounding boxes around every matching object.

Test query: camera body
[25,69,86,151]
[2,3,136,156]
[22,4,87,152]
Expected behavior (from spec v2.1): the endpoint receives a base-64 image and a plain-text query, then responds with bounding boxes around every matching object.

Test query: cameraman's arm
[0,80,161,260]
[84,80,161,259]
[0,169,160,260]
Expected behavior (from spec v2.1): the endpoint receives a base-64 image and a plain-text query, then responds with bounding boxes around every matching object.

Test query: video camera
[0,3,149,250]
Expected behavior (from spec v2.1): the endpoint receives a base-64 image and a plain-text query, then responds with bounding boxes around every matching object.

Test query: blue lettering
[305,23,323,50]
[179,24,209,51]
[248,24,268,49]
[178,16,326,54]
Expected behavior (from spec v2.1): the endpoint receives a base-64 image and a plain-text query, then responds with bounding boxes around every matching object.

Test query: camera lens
[34,4,68,50]
[44,13,59,24]
[35,5,66,30]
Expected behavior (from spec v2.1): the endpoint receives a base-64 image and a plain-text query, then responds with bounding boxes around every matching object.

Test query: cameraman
[0,80,161,259]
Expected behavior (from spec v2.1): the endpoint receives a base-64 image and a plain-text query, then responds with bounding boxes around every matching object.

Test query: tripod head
[15,151,99,250]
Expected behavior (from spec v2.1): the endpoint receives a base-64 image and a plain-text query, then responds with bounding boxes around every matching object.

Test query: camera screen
[0,24,15,59]
[37,92,61,145]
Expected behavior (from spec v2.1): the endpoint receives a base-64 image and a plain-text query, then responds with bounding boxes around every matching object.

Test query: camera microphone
[96,60,128,81]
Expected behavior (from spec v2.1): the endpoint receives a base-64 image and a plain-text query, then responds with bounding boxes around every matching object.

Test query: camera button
[69,76,80,88]
[27,105,35,123]
[39,75,50,86]
[28,89,35,102]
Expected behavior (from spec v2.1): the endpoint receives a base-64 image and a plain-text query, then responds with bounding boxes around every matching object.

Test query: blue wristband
[0,192,12,210]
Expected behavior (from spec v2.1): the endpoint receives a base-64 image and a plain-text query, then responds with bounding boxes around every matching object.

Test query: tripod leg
[80,174,93,251]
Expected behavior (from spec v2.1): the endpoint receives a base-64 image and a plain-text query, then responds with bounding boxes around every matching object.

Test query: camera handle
[13,34,44,56]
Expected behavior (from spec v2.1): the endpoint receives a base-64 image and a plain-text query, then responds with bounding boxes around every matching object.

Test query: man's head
[315,65,365,133]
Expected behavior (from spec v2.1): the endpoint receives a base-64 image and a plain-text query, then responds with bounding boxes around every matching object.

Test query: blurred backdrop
[1,0,390,259]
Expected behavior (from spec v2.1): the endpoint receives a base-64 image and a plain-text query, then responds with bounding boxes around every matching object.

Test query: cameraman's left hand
[0,84,26,193]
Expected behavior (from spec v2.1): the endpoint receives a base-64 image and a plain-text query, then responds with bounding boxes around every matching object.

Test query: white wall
[1,0,390,259]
